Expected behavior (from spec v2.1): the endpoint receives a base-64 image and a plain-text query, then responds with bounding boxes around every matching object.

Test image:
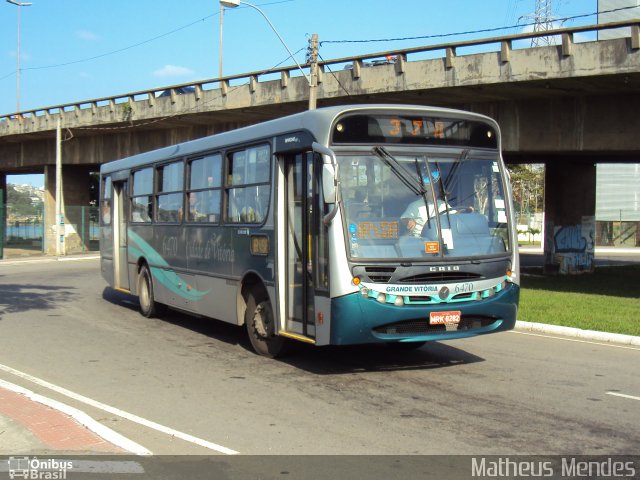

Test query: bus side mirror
[322,164,336,204]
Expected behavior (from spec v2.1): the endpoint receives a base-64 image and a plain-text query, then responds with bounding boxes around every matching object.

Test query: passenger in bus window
[189,192,207,222]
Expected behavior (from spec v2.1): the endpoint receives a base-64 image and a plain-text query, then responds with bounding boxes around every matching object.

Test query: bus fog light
[394,296,405,306]
[376,293,387,303]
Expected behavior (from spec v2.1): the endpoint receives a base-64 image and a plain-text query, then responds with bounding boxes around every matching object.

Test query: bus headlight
[394,296,405,306]
[376,293,387,303]
[360,287,370,296]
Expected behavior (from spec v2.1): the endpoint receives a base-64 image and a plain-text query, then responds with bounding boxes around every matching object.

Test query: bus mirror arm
[312,143,341,225]
[322,164,337,204]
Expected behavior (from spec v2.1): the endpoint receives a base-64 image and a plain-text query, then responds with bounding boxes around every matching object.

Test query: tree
[7,184,43,218]
[507,164,544,224]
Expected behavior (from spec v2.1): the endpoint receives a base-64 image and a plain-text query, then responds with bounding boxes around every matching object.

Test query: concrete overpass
[1,20,639,271]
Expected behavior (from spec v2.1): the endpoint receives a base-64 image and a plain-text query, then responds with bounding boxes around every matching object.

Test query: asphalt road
[0,258,638,456]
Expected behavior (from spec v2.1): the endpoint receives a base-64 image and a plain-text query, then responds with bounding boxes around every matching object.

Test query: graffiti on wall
[550,216,595,274]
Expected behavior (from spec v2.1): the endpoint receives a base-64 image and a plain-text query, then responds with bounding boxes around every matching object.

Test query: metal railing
[0,204,99,258]
[0,20,638,124]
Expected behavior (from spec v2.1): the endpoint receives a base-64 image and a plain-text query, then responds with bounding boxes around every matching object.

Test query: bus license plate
[429,311,461,325]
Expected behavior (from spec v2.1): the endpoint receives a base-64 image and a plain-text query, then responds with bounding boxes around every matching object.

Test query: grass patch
[519,265,640,337]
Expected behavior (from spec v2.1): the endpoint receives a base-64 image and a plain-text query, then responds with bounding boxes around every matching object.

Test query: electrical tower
[531,0,555,46]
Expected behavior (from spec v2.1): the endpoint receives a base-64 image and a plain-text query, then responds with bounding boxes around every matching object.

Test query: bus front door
[112,180,129,291]
[283,152,317,340]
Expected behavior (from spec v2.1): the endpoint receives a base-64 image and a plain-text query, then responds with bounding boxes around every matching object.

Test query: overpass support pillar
[0,173,5,259]
[44,165,94,256]
[543,162,596,274]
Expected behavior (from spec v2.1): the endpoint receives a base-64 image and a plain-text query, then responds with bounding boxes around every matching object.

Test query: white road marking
[0,362,239,455]
[606,391,640,402]
[58,255,100,261]
[0,255,99,266]
[510,331,640,351]
[0,378,151,455]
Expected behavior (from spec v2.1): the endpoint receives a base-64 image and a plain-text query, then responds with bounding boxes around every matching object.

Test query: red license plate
[429,311,461,325]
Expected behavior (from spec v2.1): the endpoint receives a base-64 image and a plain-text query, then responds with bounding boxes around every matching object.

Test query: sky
[2,0,601,187]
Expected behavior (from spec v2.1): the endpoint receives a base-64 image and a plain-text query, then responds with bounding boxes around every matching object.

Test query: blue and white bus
[100,104,519,357]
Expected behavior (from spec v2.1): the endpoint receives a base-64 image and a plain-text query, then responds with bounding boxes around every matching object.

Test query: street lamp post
[6,0,32,113]
[219,0,317,110]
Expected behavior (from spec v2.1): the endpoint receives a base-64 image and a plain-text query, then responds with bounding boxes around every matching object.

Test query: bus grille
[399,272,482,283]
[373,316,497,335]
[365,267,396,283]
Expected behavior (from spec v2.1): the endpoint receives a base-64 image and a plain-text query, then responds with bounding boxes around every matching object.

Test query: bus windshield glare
[338,151,511,260]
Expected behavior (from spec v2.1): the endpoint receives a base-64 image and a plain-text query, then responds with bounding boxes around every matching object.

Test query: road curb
[515,320,640,347]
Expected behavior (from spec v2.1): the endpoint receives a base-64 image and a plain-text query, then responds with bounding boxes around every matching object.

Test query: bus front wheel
[245,292,286,358]
[138,265,166,318]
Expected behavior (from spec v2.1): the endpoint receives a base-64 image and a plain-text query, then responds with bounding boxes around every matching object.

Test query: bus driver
[400,174,454,237]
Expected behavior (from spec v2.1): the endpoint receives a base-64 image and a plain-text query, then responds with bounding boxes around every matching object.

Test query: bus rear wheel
[245,291,286,358]
[137,264,166,318]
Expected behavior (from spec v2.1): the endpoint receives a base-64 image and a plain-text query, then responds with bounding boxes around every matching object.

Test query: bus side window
[156,161,184,223]
[131,167,154,223]
[225,144,271,224]
[187,153,222,223]
[101,176,112,225]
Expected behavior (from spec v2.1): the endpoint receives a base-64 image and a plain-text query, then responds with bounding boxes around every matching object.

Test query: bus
[100,104,519,357]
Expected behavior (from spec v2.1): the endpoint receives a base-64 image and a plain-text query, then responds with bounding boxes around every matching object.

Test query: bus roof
[100,104,498,174]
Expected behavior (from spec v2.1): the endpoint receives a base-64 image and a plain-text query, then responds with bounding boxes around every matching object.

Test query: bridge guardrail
[0,20,638,127]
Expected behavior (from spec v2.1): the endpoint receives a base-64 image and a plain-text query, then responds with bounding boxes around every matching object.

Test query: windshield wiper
[371,147,423,196]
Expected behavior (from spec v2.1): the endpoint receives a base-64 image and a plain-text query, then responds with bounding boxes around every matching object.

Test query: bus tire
[245,291,286,358]
[138,264,166,318]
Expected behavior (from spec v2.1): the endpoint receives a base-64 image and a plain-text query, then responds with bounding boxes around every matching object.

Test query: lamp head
[220,0,240,7]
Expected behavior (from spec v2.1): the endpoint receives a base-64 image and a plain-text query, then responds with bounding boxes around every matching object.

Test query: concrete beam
[1,37,638,144]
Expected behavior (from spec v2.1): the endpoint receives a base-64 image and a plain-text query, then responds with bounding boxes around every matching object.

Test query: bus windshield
[338,151,511,260]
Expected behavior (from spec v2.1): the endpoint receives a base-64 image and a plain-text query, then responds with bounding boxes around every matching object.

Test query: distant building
[597,0,640,40]
[595,0,640,246]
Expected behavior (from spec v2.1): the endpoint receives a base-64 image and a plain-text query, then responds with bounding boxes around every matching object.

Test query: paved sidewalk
[0,385,127,455]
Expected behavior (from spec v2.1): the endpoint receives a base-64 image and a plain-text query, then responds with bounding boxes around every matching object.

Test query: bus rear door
[112,179,130,291]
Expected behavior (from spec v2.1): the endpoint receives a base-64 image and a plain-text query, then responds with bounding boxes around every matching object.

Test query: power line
[0,0,295,79]
[317,53,351,99]
[320,4,639,46]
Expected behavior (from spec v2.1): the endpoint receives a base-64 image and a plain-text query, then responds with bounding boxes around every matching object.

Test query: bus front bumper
[329,284,519,345]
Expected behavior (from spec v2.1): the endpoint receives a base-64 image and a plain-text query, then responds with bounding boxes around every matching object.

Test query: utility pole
[307,33,318,110]
[56,117,64,256]
[219,3,224,78]
[6,0,33,113]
